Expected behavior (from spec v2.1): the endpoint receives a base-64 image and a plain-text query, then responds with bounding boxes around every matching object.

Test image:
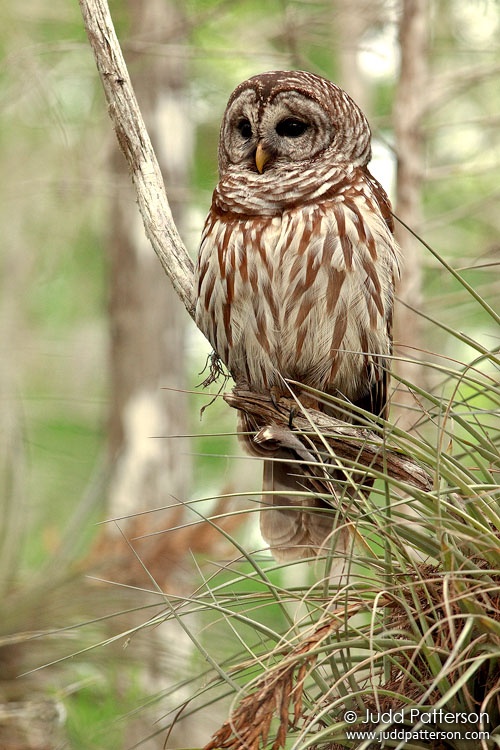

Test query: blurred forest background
[0,0,499,748]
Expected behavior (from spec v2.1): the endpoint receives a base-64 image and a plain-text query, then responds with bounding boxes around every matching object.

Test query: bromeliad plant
[154,264,500,750]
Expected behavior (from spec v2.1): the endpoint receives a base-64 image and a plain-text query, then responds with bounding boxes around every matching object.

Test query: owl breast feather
[195,195,399,404]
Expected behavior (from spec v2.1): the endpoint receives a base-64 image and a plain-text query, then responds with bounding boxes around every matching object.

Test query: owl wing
[310,178,399,423]
[356,170,398,420]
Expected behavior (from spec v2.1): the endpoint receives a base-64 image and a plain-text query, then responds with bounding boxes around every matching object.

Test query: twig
[79,0,195,317]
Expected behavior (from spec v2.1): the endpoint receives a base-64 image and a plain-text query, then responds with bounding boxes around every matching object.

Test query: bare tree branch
[79,0,195,317]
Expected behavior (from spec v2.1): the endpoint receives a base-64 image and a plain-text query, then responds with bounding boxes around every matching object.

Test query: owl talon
[269,386,284,410]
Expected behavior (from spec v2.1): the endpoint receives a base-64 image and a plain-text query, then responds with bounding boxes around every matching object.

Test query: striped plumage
[196,71,401,560]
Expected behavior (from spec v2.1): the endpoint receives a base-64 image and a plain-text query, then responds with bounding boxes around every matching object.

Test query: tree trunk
[393,0,429,429]
[100,0,192,583]
[91,3,201,747]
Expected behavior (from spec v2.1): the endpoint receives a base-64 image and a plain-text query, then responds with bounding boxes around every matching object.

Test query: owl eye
[236,118,252,139]
[275,118,309,138]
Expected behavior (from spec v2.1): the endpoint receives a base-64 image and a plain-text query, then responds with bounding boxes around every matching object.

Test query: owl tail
[238,413,351,561]
[260,453,346,561]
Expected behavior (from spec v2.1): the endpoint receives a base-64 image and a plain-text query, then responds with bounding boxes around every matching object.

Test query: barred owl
[195,70,400,560]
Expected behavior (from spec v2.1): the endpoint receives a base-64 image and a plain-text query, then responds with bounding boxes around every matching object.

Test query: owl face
[218,70,372,177]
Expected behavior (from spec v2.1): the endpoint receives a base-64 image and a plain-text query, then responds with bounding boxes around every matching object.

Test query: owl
[195,70,401,561]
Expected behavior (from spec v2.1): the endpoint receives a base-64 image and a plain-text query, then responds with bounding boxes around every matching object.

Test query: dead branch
[79,0,195,317]
[203,613,350,750]
[225,388,433,493]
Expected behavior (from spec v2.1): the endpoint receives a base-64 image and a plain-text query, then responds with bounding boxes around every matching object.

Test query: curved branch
[79,0,195,318]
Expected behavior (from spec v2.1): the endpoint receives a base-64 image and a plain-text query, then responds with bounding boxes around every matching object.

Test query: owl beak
[255,142,272,173]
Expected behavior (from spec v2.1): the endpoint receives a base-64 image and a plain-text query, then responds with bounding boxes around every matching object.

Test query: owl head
[217,70,372,177]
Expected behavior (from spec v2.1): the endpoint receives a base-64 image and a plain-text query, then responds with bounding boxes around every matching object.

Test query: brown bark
[0,698,65,750]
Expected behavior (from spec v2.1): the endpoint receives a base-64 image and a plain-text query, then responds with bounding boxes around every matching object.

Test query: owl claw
[269,386,284,409]
[269,387,297,429]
